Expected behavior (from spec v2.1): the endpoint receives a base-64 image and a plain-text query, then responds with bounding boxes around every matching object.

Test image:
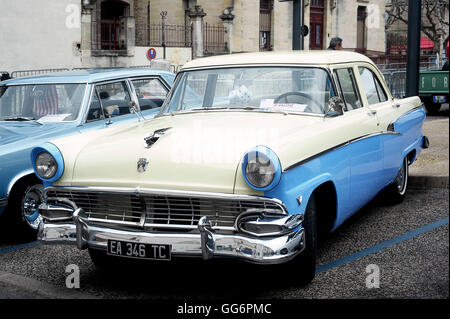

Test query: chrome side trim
[284,130,403,172]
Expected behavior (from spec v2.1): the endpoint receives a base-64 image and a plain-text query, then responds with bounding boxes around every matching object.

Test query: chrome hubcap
[22,184,44,230]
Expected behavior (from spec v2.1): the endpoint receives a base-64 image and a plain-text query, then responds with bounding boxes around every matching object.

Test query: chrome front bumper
[38,206,305,264]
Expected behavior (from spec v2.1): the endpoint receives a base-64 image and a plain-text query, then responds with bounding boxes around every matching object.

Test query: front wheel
[4,178,44,240]
[272,194,317,286]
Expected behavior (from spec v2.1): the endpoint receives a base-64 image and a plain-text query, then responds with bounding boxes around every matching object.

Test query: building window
[309,0,325,50]
[357,6,367,50]
[259,0,273,51]
[92,0,130,52]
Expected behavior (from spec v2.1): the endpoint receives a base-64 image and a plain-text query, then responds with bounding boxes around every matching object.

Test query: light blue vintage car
[0,68,174,238]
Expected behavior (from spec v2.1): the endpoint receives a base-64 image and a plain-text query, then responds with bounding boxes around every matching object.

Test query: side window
[358,67,388,105]
[86,89,104,122]
[132,78,168,111]
[374,75,388,102]
[334,68,362,111]
[96,81,132,117]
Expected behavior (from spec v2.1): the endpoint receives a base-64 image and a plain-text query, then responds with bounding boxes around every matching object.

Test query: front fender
[0,169,35,217]
[265,172,335,216]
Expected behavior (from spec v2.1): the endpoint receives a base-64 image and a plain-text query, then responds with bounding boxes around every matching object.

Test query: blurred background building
[0,0,447,75]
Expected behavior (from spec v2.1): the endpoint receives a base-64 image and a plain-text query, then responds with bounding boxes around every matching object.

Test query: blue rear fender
[383,107,426,184]
[395,107,426,164]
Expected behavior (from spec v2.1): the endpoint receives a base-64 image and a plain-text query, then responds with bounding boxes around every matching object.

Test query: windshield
[0,83,86,122]
[161,67,335,115]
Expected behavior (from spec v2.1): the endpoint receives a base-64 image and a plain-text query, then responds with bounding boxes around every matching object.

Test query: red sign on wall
[147,48,157,60]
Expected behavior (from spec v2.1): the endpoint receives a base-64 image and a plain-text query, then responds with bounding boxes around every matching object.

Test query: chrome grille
[45,188,285,231]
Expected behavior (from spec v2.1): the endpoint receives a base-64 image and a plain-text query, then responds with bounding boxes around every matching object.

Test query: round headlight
[35,152,58,179]
[245,152,276,188]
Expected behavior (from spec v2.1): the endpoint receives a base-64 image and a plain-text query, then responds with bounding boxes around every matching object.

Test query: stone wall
[0,0,82,72]
[273,0,293,51]
[134,46,192,68]
[232,0,259,52]
[197,0,232,25]
[325,0,385,52]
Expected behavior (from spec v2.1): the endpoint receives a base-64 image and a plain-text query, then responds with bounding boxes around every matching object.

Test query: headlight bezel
[242,146,282,191]
[31,143,65,183]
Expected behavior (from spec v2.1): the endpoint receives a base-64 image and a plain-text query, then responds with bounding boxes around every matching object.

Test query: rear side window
[334,68,362,111]
[358,67,388,104]
[132,78,168,111]
[95,81,132,118]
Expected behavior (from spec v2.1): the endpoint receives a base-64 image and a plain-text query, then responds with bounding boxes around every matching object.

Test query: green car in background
[419,69,449,115]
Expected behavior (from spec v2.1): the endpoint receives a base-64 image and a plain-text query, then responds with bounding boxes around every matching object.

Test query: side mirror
[129,100,138,114]
[129,100,145,122]
[325,96,345,117]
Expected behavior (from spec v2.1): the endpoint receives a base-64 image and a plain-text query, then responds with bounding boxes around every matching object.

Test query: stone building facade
[135,0,386,55]
[0,0,386,74]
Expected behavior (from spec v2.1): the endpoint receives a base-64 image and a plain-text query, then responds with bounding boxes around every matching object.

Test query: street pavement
[409,103,449,188]
[0,188,447,299]
[0,106,448,300]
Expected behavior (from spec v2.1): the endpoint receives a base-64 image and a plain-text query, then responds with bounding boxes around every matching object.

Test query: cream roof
[181,50,374,70]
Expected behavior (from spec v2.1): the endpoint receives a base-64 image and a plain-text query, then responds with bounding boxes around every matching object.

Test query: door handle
[368,110,377,116]
[393,103,401,108]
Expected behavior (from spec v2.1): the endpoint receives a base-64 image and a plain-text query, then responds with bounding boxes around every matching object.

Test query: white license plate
[107,240,171,260]
[433,96,446,103]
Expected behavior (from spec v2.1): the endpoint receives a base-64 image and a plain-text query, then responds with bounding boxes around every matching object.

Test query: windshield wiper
[2,117,43,125]
[188,107,231,111]
[188,106,261,112]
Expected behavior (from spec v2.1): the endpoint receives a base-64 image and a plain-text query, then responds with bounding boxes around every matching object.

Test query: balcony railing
[91,19,127,52]
[204,23,227,54]
[135,24,192,47]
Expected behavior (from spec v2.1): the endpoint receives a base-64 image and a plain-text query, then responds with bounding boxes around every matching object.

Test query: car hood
[55,111,325,194]
[0,122,76,153]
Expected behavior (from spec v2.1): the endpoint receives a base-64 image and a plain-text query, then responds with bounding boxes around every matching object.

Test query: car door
[356,64,401,187]
[78,79,139,133]
[129,77,170,119]
[332,65,383,216]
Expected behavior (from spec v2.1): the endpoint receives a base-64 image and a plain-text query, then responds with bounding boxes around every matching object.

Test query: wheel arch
[406,149,417,165]
[310,180,337,237]
[7,171,41,200]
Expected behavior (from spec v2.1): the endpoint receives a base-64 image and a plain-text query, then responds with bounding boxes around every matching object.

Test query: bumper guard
[38,202,305,264]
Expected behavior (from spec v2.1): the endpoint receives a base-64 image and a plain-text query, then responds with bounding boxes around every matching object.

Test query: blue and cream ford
[33,51,427,284]
[0,68,174,238]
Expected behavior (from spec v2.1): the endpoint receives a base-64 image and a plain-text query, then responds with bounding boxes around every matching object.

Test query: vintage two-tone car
[0,68,174,238]
[32,51,428,284]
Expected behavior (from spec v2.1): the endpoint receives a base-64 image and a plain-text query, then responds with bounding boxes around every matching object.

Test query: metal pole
[293,0,304,50]
[405,0,421,97]
[161,11,167,59]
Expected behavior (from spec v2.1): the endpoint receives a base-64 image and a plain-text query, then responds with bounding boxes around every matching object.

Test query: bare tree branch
[385,0,449,52]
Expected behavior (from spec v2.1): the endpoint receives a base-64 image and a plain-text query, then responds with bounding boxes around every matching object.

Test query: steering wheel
[274,91,323,112]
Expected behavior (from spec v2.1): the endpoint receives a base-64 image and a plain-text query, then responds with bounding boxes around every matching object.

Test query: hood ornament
[144,127,171,148]
[137,158,149,172]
